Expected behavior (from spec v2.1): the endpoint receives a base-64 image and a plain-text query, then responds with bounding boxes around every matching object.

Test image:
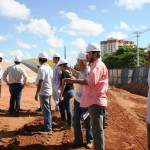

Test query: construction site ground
[0,63,148,150]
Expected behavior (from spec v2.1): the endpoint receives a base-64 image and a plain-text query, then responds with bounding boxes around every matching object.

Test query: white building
[100,38,134,57]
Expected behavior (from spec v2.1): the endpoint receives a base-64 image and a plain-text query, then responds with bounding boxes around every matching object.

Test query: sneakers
[39,128,53,135]
[86,142,93,149]
[0,109,3,112]
[61,125,72,130]
[36,107,41,112]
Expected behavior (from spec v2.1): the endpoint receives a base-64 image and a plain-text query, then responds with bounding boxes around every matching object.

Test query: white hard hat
[0,54,3,58]
[52,53,60,58]
[86,43,101,52]
[147,43,150,51]
[77,51,87,60]
[14,56,22,62]
[57,58,68,66]
[38,52,48,59]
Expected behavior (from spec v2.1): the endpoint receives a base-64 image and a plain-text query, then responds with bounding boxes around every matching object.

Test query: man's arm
[35,80,43,101]
[64,78,88,85]
[2,68,9,86]
[22,69,28,88]
[67,66,80,78]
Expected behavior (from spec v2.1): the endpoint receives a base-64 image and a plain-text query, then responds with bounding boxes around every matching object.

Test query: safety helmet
[38,52,48,59]
[14,56,22,62]
[86,43,101,52]
[77,51,87,60]
[52,53,60,58]
[147,43,150,51]
[0,54,3,58]
[57,58,68,66]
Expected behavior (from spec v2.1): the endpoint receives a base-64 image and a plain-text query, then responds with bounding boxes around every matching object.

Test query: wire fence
[109,66,149,86]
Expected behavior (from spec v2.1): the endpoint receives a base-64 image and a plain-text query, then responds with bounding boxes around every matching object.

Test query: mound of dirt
[122,82,148,97]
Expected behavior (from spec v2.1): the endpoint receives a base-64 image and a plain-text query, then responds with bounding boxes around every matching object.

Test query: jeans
[73,100,93,143]
[88,104,105,150]
[52,84,60,110]
[9,83,22,114]
[147,123,150,150]
[39,95,52,130]
[59,89,74,126]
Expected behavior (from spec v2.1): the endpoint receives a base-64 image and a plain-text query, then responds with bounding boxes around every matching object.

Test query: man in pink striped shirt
[64,43,108,150]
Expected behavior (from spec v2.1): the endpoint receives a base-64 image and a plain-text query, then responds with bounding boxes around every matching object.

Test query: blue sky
[0,0,150,65]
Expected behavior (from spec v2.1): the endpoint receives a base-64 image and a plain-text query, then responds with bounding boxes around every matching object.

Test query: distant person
[3,56,28,117]
[0,54,3,112]
[146,43,150,149]
[57,58,74,130]
[35,52,53,134]
[64,43,108,150]
[52,53,61,111]
[64,52,93,149]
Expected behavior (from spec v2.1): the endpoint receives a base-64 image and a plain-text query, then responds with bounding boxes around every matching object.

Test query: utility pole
[64,45,66,59]
[133,32,140,67]
[133,29,150,67]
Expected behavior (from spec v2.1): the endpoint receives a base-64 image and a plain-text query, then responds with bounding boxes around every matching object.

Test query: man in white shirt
[3,56,28,116]
[35,52,53,134]
[52,53,61,111]
[146,43,150,149]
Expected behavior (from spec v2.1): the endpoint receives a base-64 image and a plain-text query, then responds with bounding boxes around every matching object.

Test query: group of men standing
[0,42,108,150]
[37,42,108,150]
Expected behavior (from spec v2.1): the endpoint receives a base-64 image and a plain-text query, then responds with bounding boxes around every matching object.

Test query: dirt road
[0,63,148,150]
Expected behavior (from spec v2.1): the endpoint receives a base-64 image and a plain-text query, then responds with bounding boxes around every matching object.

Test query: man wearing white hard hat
[64,43,108,150]
[64,52,93,149]
[0,54,3,112]
[52,53,61,111]
[57,58,74,130]
[146,43,150,149]
[3,56,28,117]
[35,52,53,134]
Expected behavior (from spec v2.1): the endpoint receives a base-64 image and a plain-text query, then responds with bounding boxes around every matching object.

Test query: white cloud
[71,38,87,49]
[115,21,131,31]
[0,35,8,41]
[107,32,128,39]
[88,5,96,11]
[0,0,30,19]
[101,9,108,13]
[47,36,64,48]
[115,0,150,10]
[16,19,54,36]
[16,18,64,48]
[115,21,148,32]
[59,11,104,36]
[16,40,37,49]
[5,49,32,61]
[49,49,56,58]
[71,50,78,55]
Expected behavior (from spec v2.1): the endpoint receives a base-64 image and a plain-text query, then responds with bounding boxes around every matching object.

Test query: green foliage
[102,45,148,69]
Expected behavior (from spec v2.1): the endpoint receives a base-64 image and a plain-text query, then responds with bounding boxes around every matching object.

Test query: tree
[102,45,148,69]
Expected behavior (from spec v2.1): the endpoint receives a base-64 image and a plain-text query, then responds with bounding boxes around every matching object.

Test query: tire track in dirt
[105,87,147,150]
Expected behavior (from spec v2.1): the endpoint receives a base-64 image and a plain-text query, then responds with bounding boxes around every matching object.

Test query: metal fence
[109,66,149,86]
[23,60,149,86]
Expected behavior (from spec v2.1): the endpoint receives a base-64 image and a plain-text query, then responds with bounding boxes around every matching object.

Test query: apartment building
[100,38,134,57]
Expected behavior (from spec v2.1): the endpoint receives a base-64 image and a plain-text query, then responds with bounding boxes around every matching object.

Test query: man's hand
[35,93,38,101]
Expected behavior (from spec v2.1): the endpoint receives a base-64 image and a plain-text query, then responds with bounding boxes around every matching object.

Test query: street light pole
[133,29,150,67]
[136,32,140,67]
